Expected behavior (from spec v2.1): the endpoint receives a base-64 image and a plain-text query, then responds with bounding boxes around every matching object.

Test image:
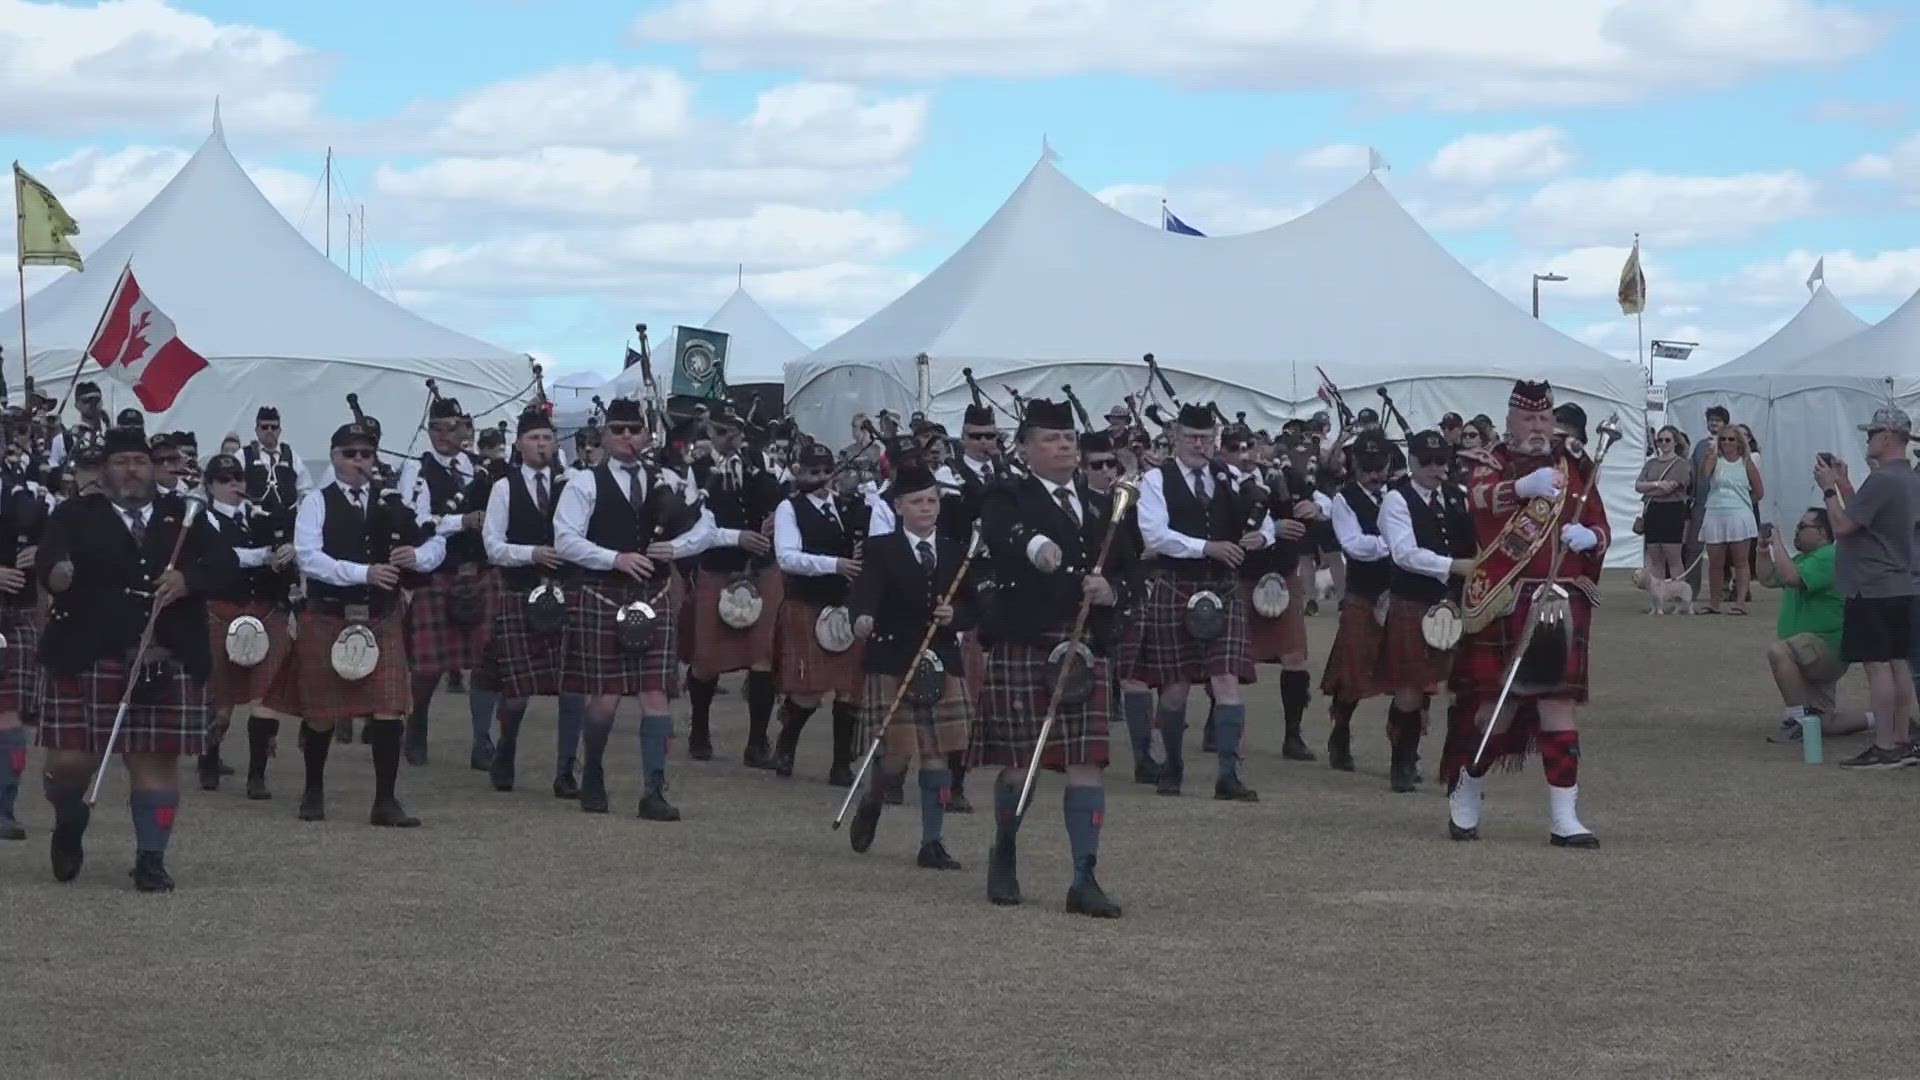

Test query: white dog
[1633,567,1694,615]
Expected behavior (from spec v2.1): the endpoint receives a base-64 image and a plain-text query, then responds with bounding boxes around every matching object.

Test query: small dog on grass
[1632,567,1694,615]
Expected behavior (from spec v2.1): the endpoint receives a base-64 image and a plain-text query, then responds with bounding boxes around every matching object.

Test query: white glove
[1514,466,1562,500]
[1560,523,1598,553]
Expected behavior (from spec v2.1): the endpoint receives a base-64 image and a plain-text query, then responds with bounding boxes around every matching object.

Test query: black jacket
[978,474,1138,651]
[849,528,977,677]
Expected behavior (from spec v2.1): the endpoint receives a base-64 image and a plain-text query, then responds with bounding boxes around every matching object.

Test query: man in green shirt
[1760,508,1867,741]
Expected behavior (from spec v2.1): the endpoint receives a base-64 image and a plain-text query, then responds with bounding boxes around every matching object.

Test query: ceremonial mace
[1015,478,1138,818]
[1468,414,1622,771]
[832,527,982,830]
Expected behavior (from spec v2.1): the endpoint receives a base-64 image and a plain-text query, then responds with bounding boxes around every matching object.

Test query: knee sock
[1387,704,1425,744]
[405,676,435,748]
[1062,785,1104,886]
[468,688,498,746]
[495,700,528,766]
[744,671,776,748]
[1538,730,1580,788]
[639,714,672,796]
[1280,670,1312,739]
[1213,701,1247,780]
[830,701,858,769]
[1328,700,1354,747]
[686,676,719,744]
[1158,703,1188,773]
[555,693,584,773]
[948,753,968,795]
[581,709,616,784]
[0,726,26,821]
[129,788,179,855]
[1122,689,1155,762]
[776,700,816,754]
[367,718,403,803]
[993,775,1025,845]
[301,721,332,789]
[43,771,87,831]
[917,766,949,845]
[245,715,279,780]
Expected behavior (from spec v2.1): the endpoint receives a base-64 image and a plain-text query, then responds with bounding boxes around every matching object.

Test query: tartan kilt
[38,658,207,756]
[0,599,43,721]
[206,600,295,710]
[1319,593,1386,702]
[259,604,412,724]
[1122,568,1254,688]
[559,573,680,698]
[774,596,864,702]
[1380,597,1455,694]
[1451,589,1593,704]
[960,631,987,698]
[1242,571,1307,667]
[404,569,497,677]
[859,672,972,758]
[971,639,1112,771]
[687,567,783,679]
[481,582,562,700]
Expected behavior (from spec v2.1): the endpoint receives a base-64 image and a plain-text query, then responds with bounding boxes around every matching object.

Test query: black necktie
[124,509,146,547]
[1191,467,1210,507]
[535,472,550,515]
[623,465,645,515]
[347,488,366,520]
[1054,486,1079,526]
[917,538,936,575]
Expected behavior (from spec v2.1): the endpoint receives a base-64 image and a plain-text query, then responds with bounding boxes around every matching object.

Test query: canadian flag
[84,265,209,411]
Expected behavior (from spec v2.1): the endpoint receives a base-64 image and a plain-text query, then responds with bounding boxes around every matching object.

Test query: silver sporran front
[1420,600,1463,651]
[1185,589,1228,642]
[1251,572,1291,619]
[224,614,270,668]
[815,605,855,653]
[718,573,764,629]
[330,621,380,682]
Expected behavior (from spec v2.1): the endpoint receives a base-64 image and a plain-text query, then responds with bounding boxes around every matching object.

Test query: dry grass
[5,575,1918,1080]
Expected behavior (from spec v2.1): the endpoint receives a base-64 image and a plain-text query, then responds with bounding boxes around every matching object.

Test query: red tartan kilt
[1451,590,1593,703]
[971,640,1111,771]
[0,601,43,721]
[1380,597,1455,693]
[774,597,864,701]
[205,601,294,710]
[559,573,680,698]
[480,582,562,700]
[38,658,206,756]
[1242,573,1307,667]
[1123,568,1254,687]
[404,570,496,676]
[260,605,412,724]
[686,568,782,678]
[1319,594,1386,702]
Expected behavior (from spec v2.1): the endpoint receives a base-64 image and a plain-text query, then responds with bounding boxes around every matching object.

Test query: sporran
[1420,600,1463,651]
[1251,572,1291,618]
[902,650,946,706]
[1185,589,1228,642]
[1045,639,1096,708]
[224,614,270,668]
[815,605,855,653]
[717,573,764,630]
[330,604,380,682]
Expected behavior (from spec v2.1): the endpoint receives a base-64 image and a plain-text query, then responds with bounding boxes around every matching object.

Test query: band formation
[0,368,1613,913]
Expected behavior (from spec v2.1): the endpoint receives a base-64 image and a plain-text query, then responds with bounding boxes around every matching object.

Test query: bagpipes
[1061,384,1095,434]
[1315,365,1356,430]
[1375,385,1415,442]
[345,392,431,560]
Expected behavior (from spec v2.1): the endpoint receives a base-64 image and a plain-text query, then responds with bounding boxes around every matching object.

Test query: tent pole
[14,263,25,407]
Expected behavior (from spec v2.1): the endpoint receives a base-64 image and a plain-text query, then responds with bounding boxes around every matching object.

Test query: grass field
[5,575,1918,1079]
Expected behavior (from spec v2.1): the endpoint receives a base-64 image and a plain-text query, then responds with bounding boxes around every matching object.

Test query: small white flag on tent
[1806,257,1825,293]
[1368,147,1390,174]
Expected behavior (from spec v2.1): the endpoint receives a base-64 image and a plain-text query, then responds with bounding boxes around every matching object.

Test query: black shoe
[358,721,373,745]
[50,811,88,882]
[1327,744,1356,772]
[335,719,354,744]
[884,773,906,805]
[552,771,580,800]
[490,761,515,793]
[297,787,325,822]
[1550,831,1600,849]
[1214,776,1259,802]
[131,851,175,893]
[743,744,775,770]
[1389,760,1417,794]
[916,840,962,870]
[849,796,883,853]
[245,776,271,801]
[403,744,428,768]
[828,763,855,788]
[771,750,796,778]
[688,739,714,762]
[1155,769,1183,797]
[1281,734,1317,762]
[986,837,1021,907]
[218,761,236,776]
[1132,758,1163,784]
[1065,871,1123,919]
[197,756,221,792]
[469,739,495,772]
[1448,821,1480,841]
[0,813,25,840]
[370,799,421,828]
[579,779,610,814]
[637,793,681,822]
[446,671,467,693]
[945,787,973,814]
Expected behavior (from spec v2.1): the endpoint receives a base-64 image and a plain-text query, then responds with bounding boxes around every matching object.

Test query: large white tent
[1666,284,1869,521]
[607,283,805,401]
[2,114,524,463]
[787,154,1647,566]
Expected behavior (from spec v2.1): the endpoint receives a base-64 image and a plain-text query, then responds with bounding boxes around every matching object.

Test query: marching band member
[553,397,710,821]
[846,464,976,869]
[243,406,314,505]
[1444,381,1609,847]
[770,443,868,786]
[1376,431,1476,793]
[974,398,1130,917]
[198,454,298,798]
[44,380,110,470]
[1320,430,1395,771]
[259,421,444,827]
[37,426,238,890]
[0,464,51,841]
[1132,403,1266,802]
[150,433,190,498]
[479,408,585,797]
[397,396,497,769]
[684,404,784,765]
[942,402,1011,812]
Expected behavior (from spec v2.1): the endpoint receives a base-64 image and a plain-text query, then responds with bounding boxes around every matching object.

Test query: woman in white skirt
[1697,425,1764,615]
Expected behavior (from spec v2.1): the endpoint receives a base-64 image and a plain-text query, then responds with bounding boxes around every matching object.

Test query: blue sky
[6,0,1920,383]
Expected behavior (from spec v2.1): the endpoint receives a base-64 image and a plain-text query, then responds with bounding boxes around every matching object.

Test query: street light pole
[1531,272,1567,319]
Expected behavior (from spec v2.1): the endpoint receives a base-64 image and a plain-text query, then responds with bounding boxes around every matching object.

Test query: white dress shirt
[210,499,272,568]
[483,464,563,568]
[775,492,851,577]
[1136,460,1273,559]
[866,480,897,538]
[1329,488,1391,562]
[1378,481,1456,583]
[400,450,479,537]
[551,459,712,572]
[295,483,448,587]
[250,441,315,498]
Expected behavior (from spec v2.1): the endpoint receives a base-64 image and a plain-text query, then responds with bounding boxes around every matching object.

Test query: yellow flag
[1616,237,1646,316]
[13,162,83,271]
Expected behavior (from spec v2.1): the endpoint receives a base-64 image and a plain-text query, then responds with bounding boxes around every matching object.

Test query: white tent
[1666,284,1869,522]
[607,284,805,399]
[548,369,607,411]
[787,154,1646,566]
[2,113,523,464]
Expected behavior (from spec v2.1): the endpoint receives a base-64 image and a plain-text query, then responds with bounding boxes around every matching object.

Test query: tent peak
[211,97,223,138]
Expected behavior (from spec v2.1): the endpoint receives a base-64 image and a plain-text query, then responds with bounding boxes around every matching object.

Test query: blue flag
[623,345,643,370]
[1162,204,1205,237]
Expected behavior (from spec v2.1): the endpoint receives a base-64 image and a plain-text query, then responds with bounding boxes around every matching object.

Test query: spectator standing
[1685,405,1732,595]
[1698,425,1764,614]
[1759,509,1868,742]
[1635,425,1693,584]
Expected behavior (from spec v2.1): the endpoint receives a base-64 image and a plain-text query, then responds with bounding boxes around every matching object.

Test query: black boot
[197,749,222,792]
[1155,765,1183,797]
[771,701,814,778]
[49,800,89,883]
[1279,669,1316,761]
[552,764,580,800]
[742,670,776,766]
[686,676,717,761]
[1064,857,1122,918]
[945,757,972,813]
[131,850,175,893]
[849,788,885,854]
[828,703,857,787]
[490,752,516,792]
[1326,705,1356,772]
[986,831,1021,906]
[245,715,277,801]
[297,721,331,821]
[916,839,962,870]
[1389,736,1419,794]
[403,706,429,767]
[578,763,610,813]
[368,718,421,827]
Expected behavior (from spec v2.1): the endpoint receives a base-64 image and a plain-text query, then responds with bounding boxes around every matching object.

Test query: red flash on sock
[154,806,177,830]
[1090,810,1103,827]
[7,749,23,772]
[937,787,951,807]
[1538,730,1580,787]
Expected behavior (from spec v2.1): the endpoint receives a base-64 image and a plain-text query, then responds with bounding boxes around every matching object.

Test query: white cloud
[1808,99,1906,126]
[430,63,695,152]
[1732,248,1920,302]
[1519,170,1822,245]
[1475,245,1685,307]
[737,83,929,168]
[1427,127,1573,184]
[1297,143,1370,169]
[1844,133,1920,201]
[637,0,1887,109]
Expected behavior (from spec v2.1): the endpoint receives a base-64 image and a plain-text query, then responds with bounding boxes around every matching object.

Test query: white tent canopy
[2,115,523,463]
[607,284,804,399]
[787,155,1646,566]
[1667,284,1870,521]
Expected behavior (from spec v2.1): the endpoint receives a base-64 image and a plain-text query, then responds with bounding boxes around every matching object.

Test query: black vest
[243,443,301,512]
[1339,481,1391,600]
[206,503,287,604]
[417,452,485,569]
[0,476,46,605]
[785,492,860,605]
[307,485,402,606]
[581,460,662,562]
[1386,479,1476,603]
[1158,459,1239,564]
[499,467,564,590]
[692,452,781,572]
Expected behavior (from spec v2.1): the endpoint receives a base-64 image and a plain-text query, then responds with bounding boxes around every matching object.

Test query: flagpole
[53,258,129,423]
[14,172,26,407]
